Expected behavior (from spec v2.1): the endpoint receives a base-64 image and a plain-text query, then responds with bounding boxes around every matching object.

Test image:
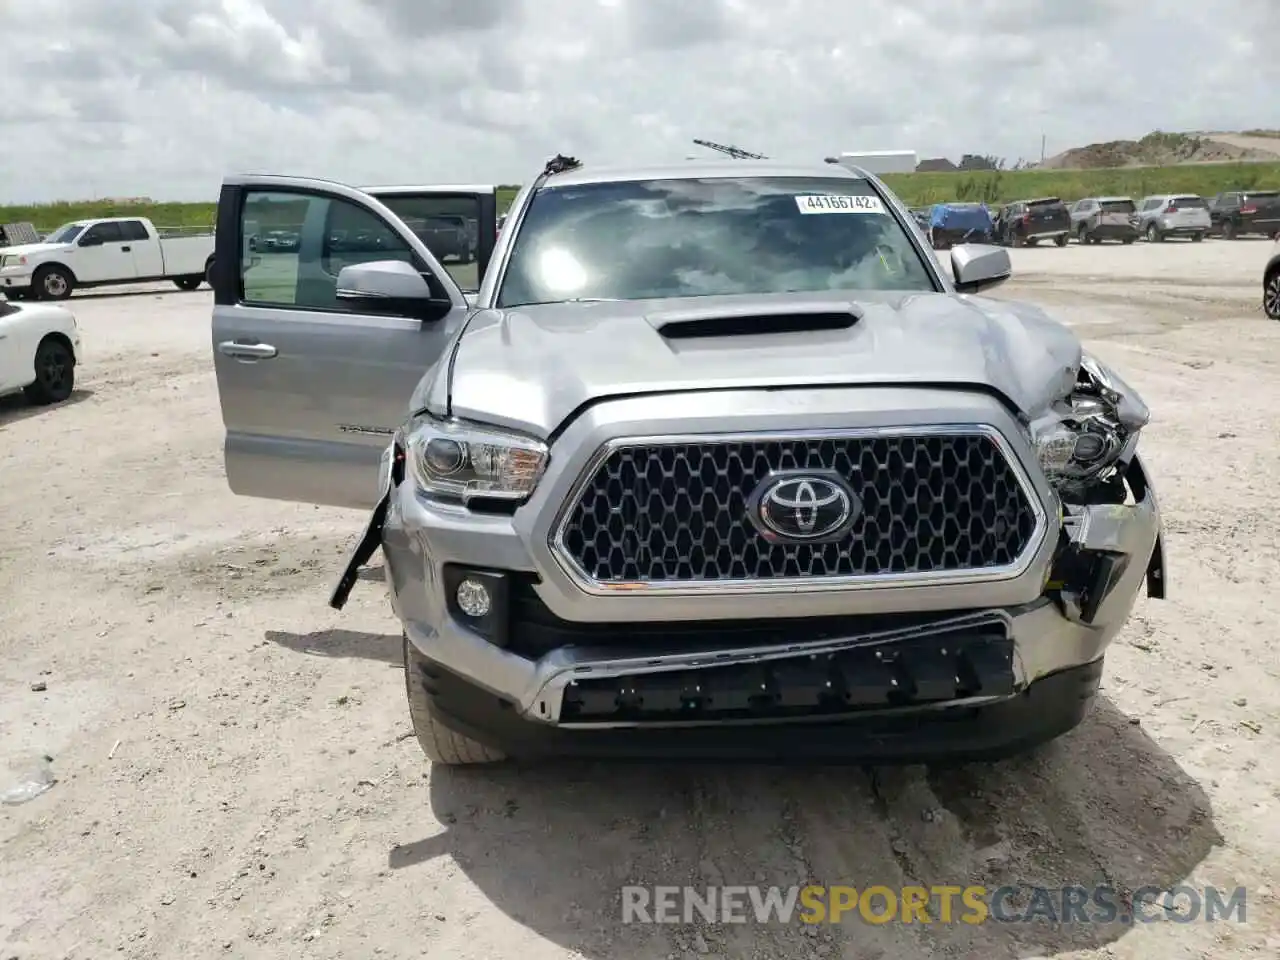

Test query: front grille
[554,431,1040,587]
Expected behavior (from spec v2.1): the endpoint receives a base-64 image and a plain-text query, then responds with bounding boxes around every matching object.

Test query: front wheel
[1265,268,1280,320]
[1192,232,1205,243]
[173,276,202,291]
[1055,233,1069,247]
[404,635,506,766]
[33,265,73,300]
[1222,220,1237,240]
[1146,224,1162,243]
[23,336,75,405]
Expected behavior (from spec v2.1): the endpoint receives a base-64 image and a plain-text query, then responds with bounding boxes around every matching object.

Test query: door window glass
[240,190,419,311]
[118,220,150,241]
[82,221,124,244]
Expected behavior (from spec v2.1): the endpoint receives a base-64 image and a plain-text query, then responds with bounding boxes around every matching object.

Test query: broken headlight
[404,414,548,504]
[1029,354,1148,490]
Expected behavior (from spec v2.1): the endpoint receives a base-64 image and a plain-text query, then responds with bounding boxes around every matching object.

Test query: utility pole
[1040,134,1046,164]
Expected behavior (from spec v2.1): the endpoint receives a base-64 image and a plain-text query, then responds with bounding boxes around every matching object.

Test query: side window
[118,220,150,241]
[377,194,484,294]
[240,190,420,312]
[82,221,124,244]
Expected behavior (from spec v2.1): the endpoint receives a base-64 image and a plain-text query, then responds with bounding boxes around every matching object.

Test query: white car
[0,298,80,405]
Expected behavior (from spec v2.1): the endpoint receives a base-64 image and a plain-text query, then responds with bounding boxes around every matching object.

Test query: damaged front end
[1028,354,1166,625]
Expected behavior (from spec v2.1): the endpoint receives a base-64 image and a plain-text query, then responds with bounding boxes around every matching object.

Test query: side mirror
[951,244,1011,294]
[79,234,103,247]
[335,260,451,319]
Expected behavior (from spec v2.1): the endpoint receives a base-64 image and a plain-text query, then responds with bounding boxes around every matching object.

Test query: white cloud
[2,0,1277,202]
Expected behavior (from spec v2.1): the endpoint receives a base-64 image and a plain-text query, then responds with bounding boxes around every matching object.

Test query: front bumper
[0,265,35,293]
[374,390,1162,759]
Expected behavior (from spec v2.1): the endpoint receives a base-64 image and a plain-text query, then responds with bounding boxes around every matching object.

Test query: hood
[444,290,1082,439]
[0,242,69,259]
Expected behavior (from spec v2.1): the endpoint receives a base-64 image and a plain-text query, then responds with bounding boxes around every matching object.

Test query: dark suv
[1209,190,1280,239]
[995,197,1071,247]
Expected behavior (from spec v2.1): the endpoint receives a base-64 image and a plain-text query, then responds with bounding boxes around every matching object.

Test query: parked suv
[210,161,1165,766]
[1069,198,1138,244]
[1134,195,1211,242]
[1208,190,1280,240]
[995,198,1071,247]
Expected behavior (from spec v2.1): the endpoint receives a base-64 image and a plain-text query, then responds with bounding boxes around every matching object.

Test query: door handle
[121,246,131,252]
[218,340,278,360]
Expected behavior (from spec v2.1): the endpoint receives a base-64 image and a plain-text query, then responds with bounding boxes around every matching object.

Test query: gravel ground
[2,238,1279,959]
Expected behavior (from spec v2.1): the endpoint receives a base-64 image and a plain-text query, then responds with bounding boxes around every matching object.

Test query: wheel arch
[32,261,79,283]
[37,330,77,365]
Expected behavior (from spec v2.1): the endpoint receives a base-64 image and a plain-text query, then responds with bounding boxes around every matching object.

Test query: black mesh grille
[557,433,1039,584]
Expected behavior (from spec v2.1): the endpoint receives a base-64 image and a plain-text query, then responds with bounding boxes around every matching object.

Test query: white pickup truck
[0,216,215,301]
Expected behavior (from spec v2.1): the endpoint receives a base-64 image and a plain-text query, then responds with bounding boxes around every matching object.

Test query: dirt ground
[2,238,1279,960]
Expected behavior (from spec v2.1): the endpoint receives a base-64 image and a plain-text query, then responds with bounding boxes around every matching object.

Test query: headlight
[404,414,548,504]
[1028,355,1136,485]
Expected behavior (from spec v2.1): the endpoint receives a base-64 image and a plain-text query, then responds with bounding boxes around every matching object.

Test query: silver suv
[210,159,1165,766]
[1134,194,1211,242]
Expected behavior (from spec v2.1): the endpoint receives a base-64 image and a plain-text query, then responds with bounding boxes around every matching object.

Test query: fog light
[455,578,492,618]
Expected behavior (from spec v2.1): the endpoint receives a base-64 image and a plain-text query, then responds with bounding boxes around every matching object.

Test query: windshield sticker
[795,194,886,215]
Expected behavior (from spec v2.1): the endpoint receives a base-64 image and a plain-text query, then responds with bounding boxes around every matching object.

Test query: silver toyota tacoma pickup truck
[211,157,1165,765]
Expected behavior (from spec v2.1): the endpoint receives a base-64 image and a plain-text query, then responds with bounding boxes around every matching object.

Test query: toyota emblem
[748,471,860,543]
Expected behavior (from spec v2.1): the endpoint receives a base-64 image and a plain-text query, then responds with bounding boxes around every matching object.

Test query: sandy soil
[2,239,1279,959]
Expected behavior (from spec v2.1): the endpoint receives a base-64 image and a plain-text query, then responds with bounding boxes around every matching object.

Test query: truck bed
[158,234,215,277]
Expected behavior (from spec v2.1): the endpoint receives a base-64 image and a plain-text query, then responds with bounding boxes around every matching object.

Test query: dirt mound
[1039,131,1280,169]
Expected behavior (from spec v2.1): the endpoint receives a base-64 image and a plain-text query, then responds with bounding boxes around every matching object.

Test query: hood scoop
[648,301,863,340]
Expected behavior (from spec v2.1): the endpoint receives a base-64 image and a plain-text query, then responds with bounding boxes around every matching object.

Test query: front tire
[23,336,75,405]
[1055,233,1069,247]
[1265,268,1280,320]
[1192,232,1205,243]
[404,634,506,766]
[173,276,202,291]
[1222,220,1237,240]
[33,265,73,300]
[1146,223,1162,243]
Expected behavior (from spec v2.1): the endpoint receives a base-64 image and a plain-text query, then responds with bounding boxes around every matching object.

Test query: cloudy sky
[3,0,1277,203]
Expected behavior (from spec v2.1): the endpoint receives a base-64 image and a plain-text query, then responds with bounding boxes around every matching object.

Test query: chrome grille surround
[549,425,1049,596]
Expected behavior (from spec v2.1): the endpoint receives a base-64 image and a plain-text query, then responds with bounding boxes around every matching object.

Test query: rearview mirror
[950,244,1011,294]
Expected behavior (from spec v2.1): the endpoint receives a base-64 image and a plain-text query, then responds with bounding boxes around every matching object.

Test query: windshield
[496,176,937,308]
[43,222,86,243]
[1100,200,1136,214]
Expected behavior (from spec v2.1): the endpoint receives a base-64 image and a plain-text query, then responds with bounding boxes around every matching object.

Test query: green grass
[5,161,1280,230]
